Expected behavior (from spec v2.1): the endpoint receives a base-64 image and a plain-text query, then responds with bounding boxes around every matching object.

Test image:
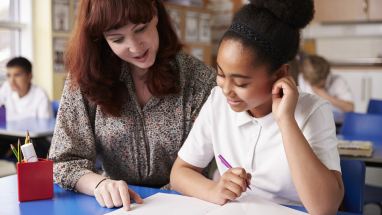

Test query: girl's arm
[312,86,354,112]
[170,157,250,205]
[272,76,344,215]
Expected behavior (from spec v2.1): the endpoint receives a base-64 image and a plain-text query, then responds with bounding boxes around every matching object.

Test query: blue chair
[340,112,382,139]
[340,112,382,214]
[340,159,366,214]
[368,99,382,114]
[51,100,60,118]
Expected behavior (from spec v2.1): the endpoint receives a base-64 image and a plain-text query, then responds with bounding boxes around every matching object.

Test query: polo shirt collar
[235,110,274,127]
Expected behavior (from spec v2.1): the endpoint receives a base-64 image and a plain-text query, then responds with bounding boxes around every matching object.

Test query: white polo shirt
[178,86,341,205]
[0,82,52,121]
[298,73,353,114]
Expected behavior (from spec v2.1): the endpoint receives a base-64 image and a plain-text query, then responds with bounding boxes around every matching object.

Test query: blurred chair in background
[367,99,382,115]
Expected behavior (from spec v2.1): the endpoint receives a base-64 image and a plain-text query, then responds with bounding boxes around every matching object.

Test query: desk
[0,118,56,138]
[339,135,382,167]
[0,175,359,215]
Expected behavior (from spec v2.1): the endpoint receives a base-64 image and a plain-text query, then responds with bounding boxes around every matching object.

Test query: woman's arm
[48,80,142,210]
[76,172,142,210]
[171,157,250,205]
[272,76,344,215]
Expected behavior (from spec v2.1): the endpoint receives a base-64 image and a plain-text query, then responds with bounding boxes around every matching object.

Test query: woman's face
[216,39,276,114]
[104,16,159,70]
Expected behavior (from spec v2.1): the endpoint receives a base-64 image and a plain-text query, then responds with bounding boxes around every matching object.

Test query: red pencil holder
[16,158,53,202]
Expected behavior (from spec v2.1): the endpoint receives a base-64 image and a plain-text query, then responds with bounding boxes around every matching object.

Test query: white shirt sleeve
[327,75,353,102]
[178,92,215,169]
[302,103,341,173]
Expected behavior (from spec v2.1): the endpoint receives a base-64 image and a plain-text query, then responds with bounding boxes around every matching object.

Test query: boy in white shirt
[170,1,344,214]
[0,57,52,121]
[298,55,354,114]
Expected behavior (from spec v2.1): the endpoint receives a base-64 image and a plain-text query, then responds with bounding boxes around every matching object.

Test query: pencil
[18,139,21,163]
[10,144,18,162]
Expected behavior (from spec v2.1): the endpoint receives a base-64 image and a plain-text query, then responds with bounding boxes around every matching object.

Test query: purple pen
[218,154,251,190]
[218,154,232,168]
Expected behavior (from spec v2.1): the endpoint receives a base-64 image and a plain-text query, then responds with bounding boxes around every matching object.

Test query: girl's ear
[272,64,289,82]
[277,64,289,79]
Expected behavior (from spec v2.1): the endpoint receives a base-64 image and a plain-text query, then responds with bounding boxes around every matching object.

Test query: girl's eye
[217,73,225,77]
[135,25,147,33]
[236,83,249,88]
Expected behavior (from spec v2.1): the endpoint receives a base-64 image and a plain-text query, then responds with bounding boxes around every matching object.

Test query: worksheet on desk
[105,193,307,215]
[207,193,307,215]
[104,193,219,215]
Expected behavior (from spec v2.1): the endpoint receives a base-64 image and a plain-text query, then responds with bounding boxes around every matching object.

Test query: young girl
[170,0,344,214]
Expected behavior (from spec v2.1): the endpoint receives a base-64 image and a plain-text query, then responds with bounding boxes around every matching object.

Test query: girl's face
[216,39,277,115]
[104,16,159,70]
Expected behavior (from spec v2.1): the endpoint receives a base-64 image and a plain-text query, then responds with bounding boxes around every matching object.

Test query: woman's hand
[94,179,143,210]
[208,168,251,205]
[272,76,299,123]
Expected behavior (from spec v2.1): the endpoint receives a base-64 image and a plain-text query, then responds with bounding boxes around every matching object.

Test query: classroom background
[0,0,382,214]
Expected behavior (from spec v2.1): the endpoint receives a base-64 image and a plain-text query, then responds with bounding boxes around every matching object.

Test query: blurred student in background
[0,57,52,121]
[299,54,354,114]
[298,55,354,113]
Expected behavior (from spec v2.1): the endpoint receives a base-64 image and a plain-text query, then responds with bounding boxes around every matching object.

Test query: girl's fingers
[224,180,244,196]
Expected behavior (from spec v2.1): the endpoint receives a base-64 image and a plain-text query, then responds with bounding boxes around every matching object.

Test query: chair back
[340,112,382,139]
[367,99,382,114]
[340,159,365,214]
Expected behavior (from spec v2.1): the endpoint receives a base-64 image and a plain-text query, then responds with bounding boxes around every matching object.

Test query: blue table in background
[0,175,360,215]
[0,118,56,138]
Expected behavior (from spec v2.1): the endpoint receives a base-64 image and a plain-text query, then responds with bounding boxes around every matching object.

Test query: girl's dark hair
[221,0,314,72]
[66,0,182,116]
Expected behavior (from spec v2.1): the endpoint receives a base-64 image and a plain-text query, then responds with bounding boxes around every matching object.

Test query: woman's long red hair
[65,0,182,116]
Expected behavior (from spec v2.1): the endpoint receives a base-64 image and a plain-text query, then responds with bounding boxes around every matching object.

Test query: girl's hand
[272,76,299,123]
[94,179,143,210]
[209,168,251,205]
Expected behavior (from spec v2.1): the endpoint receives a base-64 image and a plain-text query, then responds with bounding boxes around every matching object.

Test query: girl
[170,0,344,214]
[49,0,215,211]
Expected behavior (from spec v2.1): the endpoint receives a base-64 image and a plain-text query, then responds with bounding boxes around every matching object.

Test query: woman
[49,0,215,210]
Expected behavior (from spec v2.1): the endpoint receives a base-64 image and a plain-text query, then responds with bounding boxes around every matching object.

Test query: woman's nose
[126,38,143,54]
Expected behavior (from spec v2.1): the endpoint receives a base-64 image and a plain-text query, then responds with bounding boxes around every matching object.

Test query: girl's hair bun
[249,0,314,29]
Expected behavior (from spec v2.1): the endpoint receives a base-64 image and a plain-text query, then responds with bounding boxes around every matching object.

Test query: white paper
[105,193,307,215]
[105,193,219,215]
[208,193,308,215]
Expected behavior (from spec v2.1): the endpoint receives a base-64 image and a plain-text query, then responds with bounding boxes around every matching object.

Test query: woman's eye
[217,73,225,77]
[112,38,124,43]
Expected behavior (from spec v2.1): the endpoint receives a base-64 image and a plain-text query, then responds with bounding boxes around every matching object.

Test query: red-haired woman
[49,0,215,210]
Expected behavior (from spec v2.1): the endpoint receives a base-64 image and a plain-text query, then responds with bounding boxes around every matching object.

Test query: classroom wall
[32,0,54,100]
